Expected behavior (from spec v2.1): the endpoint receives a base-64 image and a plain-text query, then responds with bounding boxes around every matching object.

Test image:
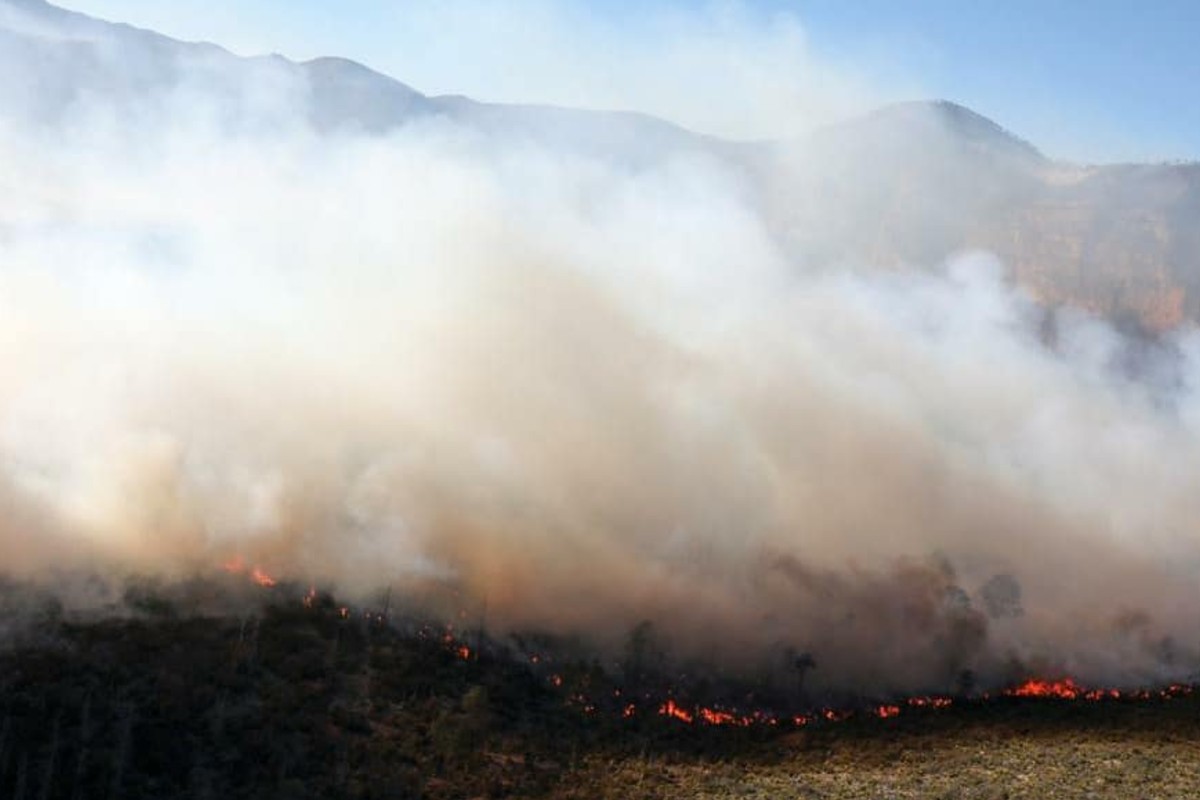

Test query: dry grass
[553,703,1200,799]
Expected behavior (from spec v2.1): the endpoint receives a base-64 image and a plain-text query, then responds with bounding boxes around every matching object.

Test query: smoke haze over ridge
[3,0,1200,697]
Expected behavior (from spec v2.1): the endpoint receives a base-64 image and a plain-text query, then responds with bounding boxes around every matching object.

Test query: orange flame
[1007,677,1081,699]
[655,700,761,727]
[641,675,1193,730]
[658,699,694,724]
[907,696,953,709]
[221,557,276,588]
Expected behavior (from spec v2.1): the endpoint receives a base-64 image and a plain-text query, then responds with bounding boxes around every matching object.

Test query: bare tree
[70,696,92,800]
[38,707,62,800]
[108,704,135,800]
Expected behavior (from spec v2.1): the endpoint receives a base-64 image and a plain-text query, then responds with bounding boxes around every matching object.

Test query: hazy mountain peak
[817,99,1045,166]
[911,99,1043,159]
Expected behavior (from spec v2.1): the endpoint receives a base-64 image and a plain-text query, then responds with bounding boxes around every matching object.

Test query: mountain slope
[763,101,1200,331]
[0,0,713,157]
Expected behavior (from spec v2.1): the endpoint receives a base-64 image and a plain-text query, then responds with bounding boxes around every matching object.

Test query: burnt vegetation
[2,579,1200,799]
[0,579,774,800]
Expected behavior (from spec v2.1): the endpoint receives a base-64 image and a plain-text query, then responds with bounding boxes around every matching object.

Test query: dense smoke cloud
[4,1,1200,697]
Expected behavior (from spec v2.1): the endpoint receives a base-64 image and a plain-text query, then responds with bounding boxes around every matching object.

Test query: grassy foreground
[2,582,1199,799]
[560,706,1200,799]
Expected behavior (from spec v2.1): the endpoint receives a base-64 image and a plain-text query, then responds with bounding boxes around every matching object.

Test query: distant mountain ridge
[3,0,1199,332]
[0,0,712,152]
[815,99,1046,165]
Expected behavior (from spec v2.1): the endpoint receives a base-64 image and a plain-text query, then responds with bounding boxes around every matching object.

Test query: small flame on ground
[1008,677,1082,699]
[907,696,954,709]
[658,699,694,724]
[644,679,1194,729]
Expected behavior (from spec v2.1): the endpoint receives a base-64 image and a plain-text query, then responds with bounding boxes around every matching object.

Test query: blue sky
[57,0,1200,163]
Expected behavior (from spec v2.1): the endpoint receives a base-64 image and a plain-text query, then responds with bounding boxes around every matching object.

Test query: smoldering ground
[4,2,1200,698]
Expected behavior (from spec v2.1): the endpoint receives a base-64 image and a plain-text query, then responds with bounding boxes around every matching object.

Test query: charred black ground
[4,577,1200,799]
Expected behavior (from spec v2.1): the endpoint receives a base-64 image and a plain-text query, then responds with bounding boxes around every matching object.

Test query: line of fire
[220,559,1198,731]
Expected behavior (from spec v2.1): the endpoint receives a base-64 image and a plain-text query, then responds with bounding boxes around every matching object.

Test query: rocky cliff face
[767,103,1200,333]
[982,163,1200,331]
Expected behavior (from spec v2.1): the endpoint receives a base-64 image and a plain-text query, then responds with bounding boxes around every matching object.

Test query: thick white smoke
[4,1,1200,696]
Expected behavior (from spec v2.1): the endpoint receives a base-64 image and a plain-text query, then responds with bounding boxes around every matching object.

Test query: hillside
[761,101,1200,332]
[4,582,1200,799]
